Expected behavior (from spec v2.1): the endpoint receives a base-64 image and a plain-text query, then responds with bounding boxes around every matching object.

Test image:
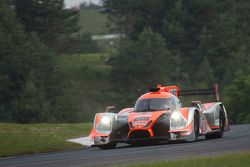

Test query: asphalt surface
[0,124,250,167]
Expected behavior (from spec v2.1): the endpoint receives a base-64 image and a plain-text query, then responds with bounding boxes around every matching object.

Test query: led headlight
[170,111,187,130]
[95,113,116,134]
[171,111,181,120]
[101,116,111,125]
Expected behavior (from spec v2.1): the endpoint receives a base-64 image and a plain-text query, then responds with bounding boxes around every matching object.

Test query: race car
[88,84,229,149]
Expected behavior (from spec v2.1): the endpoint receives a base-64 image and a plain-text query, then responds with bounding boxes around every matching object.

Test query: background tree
[80,2,101,10]
[11,72,50,123]
[195,57,215,88]
[13,0,79,52]
[0,1,53,122]
[0,0,82,123]
[109,28,173,107]
[1,0,250,123]
[224,72,250,124]
[102,0,249,87]
[103,0,250,123]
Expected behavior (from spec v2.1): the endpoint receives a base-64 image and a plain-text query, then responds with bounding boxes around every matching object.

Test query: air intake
[129,130,151,139]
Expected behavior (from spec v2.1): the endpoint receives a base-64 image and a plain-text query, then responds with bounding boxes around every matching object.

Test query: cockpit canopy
[135,96,180,112]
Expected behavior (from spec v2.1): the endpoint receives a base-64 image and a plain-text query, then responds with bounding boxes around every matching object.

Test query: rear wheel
[205,108,225,139]
[98,142,117,149]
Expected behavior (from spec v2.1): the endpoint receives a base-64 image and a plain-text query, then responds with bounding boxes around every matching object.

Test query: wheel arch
[187,107,200,125]
[219,103,229,131]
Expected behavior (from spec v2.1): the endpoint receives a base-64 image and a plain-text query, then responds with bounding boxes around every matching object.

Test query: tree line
[0,0,249,124]
[103,0,250,124]
[0,0,86,123]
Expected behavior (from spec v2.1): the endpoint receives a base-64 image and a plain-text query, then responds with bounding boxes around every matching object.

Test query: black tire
[98,142,117,149]
[205,107,225,139]
[194,111,199,141]
[129,141,144,147]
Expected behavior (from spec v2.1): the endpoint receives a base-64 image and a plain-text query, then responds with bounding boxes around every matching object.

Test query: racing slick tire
[193,111,200,141]
[205,107,225,139]
[185,111,199,142]
[98,142,117,149]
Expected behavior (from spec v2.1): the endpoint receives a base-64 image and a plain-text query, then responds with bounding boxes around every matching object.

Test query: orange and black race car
[88,84,229,149]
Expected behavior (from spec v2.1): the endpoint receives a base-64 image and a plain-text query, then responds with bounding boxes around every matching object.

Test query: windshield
[135,97,177,112]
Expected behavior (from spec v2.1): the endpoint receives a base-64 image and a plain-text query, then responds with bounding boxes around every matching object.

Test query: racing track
[0,124,250,167]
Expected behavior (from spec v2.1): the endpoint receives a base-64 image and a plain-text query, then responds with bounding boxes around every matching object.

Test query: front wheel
[193,111,200,141]
[98,142,117,149]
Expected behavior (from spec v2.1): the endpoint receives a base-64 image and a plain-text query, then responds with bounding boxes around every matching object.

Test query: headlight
[95,113,116,134]
[101,116,111,125]
[171,112,181,120]
[170,111,186,130]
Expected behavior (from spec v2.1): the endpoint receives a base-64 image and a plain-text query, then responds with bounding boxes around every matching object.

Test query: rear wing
[178,84,220,101]
[147,84,220,101]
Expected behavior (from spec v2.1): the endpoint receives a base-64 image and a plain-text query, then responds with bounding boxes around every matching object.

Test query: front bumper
[92,136,169,147]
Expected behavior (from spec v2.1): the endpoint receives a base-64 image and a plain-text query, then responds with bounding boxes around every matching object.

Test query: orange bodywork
[127,110,170,138]
[139,92,173,100]
[127,86,180,138]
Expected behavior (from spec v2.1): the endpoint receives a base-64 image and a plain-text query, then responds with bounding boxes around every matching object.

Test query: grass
[0,54,111,157]
[124,152,250,167]
[78,9,119,52]
[0,123,92,157]
[79,9,109,34]
[57,53,111,79]
[56,53,112,120]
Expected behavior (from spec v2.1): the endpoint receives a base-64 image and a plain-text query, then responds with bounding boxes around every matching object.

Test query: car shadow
[106,138,208,150]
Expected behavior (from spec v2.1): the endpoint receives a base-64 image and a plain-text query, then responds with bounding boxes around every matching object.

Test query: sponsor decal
[137,112,152,116]
[133,121,147,125]
[134,117,149,121]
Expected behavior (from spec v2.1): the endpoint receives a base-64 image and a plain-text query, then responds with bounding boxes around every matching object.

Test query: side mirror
[106,106,116,113]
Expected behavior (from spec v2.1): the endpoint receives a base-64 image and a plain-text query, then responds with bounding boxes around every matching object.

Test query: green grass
[57,53,111,79]
[56,53,112,120]
[59,53,111,78]
[0,123,92,157]
[0,53,111,157]
[78,9,119,53]
[79,9,109,34]
[124,152,250,167]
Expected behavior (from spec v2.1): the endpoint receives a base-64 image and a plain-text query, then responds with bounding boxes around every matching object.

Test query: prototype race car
[88,84,229,149]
